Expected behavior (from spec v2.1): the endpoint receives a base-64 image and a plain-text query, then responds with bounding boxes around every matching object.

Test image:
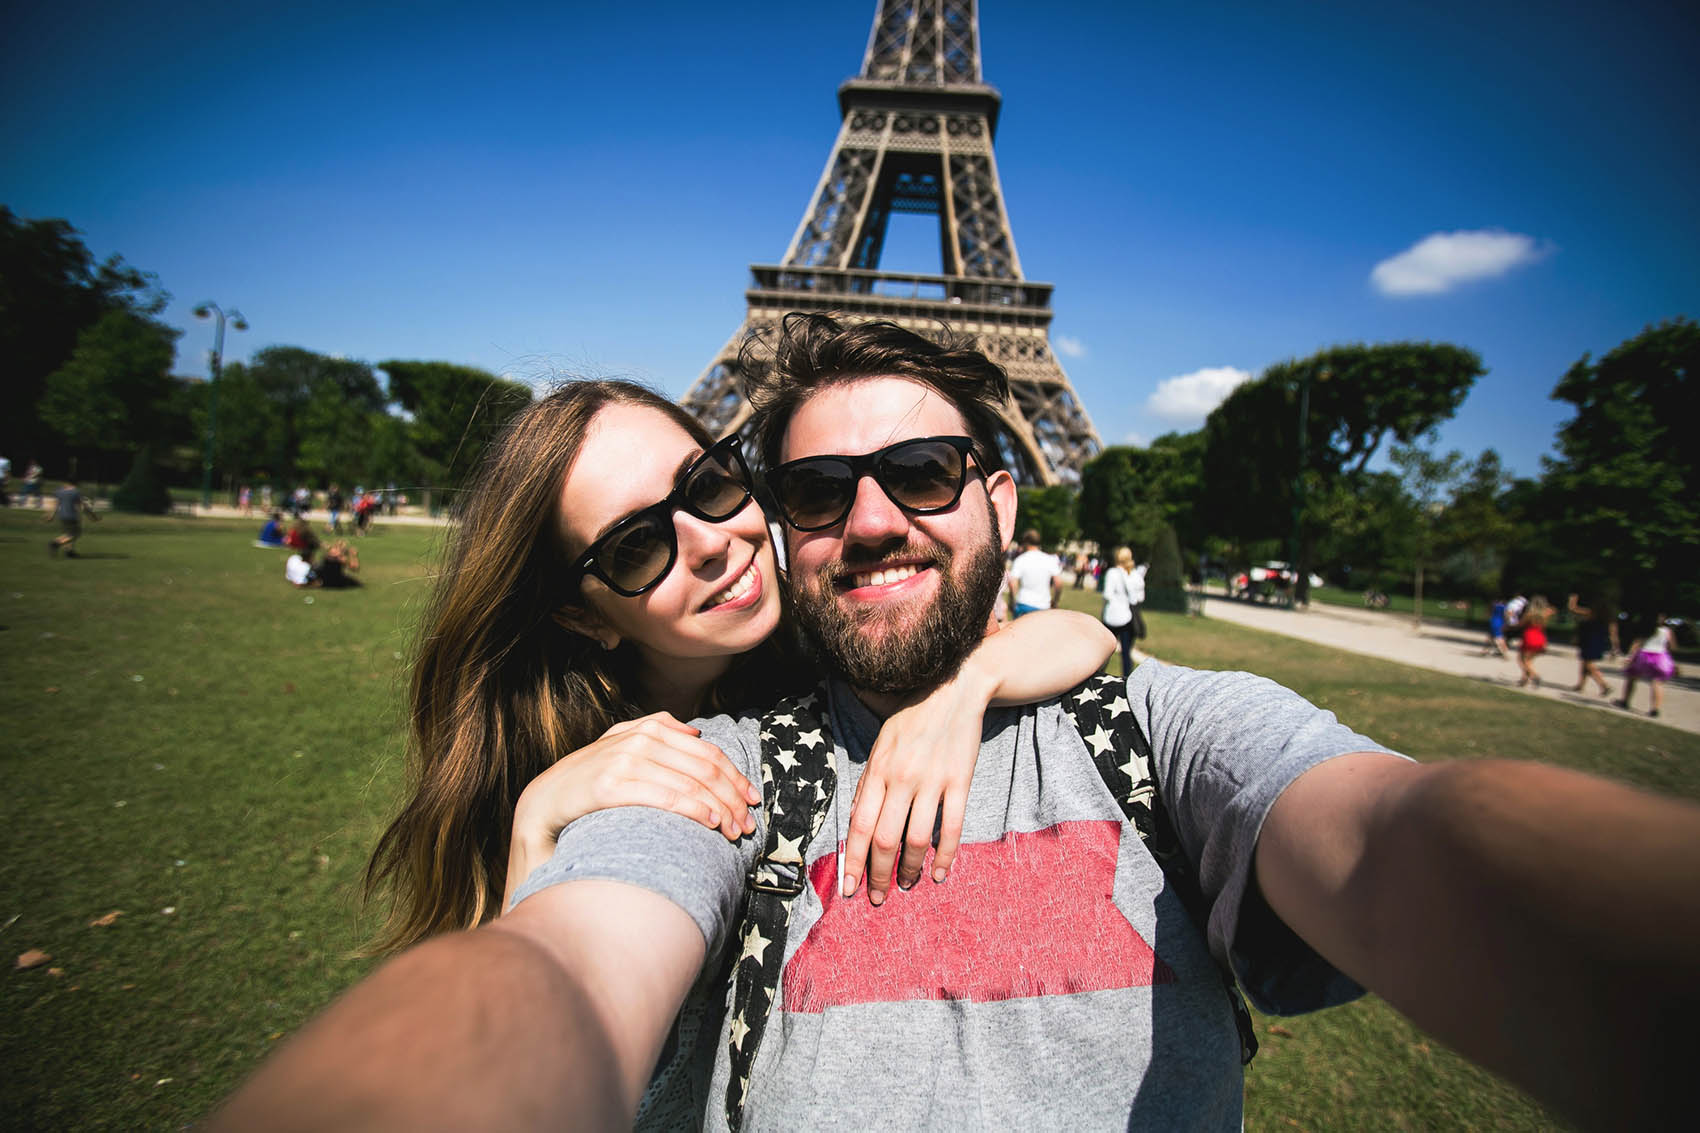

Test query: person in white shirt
[1007,529,1061,617]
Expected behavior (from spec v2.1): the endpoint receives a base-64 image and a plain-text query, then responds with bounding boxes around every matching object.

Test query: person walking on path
[1007,529,1061,617]
[1100,546,1139,676]
[1618,615,1678,718]
[1515,595,1553,688]
[1568,593,1618,696]
[46,480,98,557]
[20,459,44,508]
[1482,595,1513,659]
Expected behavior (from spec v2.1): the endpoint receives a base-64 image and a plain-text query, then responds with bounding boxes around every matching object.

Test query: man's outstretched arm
[1256,755,1700,1130]
[209,880,704,1131]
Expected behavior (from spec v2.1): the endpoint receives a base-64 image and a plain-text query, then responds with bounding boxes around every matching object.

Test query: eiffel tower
[680,0,1101,484]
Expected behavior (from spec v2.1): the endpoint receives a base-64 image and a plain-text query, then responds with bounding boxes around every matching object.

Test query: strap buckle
[747,860,806,896]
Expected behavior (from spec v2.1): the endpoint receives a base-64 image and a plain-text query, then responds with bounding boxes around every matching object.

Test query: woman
[1515,595,1553,688]
[1617,614,1677,718]
[365,380,1112,954]
[1100,546,1138,677]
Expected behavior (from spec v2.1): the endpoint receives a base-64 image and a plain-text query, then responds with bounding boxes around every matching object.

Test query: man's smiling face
[780,375,1017,697]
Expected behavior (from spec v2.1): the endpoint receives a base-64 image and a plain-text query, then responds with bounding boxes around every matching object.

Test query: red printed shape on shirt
[783,819,1174,1013]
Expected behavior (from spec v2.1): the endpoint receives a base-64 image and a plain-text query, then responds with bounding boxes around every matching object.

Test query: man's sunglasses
[768,435,982,533]
[567,433,754,598]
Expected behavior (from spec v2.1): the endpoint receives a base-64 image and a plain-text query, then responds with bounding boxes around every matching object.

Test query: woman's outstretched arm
[844,609,1115,903]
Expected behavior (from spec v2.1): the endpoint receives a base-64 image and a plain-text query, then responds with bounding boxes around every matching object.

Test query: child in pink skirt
[1617,615,1677,718]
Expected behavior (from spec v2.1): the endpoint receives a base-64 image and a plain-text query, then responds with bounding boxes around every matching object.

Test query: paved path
[1196,590,1697,736]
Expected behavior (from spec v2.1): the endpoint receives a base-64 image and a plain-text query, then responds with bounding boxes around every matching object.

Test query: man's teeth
[850,564,922,588]
[708,563,756,607]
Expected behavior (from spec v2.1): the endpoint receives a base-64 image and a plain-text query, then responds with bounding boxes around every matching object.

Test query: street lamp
[194,302,248,510]
[1287,365,1329,606]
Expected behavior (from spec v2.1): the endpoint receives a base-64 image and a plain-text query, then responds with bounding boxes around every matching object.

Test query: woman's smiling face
[557,401,781,665]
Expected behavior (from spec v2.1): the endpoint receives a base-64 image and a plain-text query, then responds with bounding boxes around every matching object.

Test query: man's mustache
[829,537,949,578]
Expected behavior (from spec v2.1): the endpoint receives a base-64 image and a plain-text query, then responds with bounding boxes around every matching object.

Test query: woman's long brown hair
[363,380,798,954]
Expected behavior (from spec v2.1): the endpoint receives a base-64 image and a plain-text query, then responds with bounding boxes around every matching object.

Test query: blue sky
[5,0,1696,479]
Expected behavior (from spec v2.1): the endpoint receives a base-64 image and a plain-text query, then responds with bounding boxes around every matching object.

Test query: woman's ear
[551,604,622,651]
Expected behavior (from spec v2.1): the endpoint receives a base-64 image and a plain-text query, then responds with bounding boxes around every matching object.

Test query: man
[216,315,1699,1131]
[1007,528,1061,616]
[47,478,98,557]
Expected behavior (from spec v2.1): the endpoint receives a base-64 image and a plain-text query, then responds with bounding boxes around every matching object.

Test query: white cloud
[1054,335,1087,359]
[1370,229,1547,296]
[1123,430,1149,447]
[1143,366,1254,426]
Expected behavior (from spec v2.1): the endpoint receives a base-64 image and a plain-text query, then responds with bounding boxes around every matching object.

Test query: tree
[240,347,386,486]
[1390,443,1465,627]
[38,310,180,484]
[1076,432,1204,560]
[382,361,533,504]
[1543,318,1700,615]
[2,206,166,461]
[1015,484,1076,549]
[1201,341,1484,602]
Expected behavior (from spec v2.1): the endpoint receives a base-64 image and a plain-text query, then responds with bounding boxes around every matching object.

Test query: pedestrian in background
[1567,592,1618,696]
[1618,614,1677,718]
[1100,546,1139,676]
[46,479,98,557]
[1006,529,1061,617]
[1515,595,1553,689]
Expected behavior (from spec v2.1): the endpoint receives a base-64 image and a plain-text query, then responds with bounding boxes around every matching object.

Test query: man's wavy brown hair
[739,312,1012,474]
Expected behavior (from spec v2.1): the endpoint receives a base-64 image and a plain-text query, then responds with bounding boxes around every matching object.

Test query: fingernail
[746,785,761,804]
[841,877,856,898]
[933,867,947,883]
[869,890,885,907]
[898,876,916,891]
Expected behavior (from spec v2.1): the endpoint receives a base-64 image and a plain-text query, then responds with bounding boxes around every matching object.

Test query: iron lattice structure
[680,0,1101,484]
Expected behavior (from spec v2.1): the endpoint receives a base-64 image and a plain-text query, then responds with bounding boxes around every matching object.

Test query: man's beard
[790,513,1007,696]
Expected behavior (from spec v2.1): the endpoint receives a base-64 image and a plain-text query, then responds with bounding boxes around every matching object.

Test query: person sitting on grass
[285,551,316,588]
[283,517,320,556]
[315,540,362,588]
[257,512,287,547]
[46,479,98,558]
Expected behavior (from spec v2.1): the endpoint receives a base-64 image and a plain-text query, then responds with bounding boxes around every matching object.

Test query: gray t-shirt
[514,661,1394,1130]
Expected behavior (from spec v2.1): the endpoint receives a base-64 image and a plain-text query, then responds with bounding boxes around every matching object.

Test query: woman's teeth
[850,564,921,588]
[707,563,757,608]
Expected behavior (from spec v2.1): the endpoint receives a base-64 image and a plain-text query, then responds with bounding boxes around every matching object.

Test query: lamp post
[194,302,248,510]
[1287,365,1328,607]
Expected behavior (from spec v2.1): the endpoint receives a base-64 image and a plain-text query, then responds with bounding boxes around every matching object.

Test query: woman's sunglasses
[768,435,981,533]
[567,433,754,598]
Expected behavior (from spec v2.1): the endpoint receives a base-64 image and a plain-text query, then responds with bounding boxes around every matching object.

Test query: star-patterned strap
[724,688,837,1131]
[1063,672,1259,1064]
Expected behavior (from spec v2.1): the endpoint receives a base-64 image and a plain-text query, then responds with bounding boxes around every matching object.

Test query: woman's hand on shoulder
[842,609,1114,905]
[845,673,990,905]
[502,712,760,913]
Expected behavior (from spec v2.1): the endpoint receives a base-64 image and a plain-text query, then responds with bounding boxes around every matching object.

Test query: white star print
[1085,724,1114,756]
[741,923,771,963]
[771,832,805,864]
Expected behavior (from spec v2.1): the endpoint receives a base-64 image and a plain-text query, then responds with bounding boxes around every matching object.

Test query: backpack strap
[1061,672,1259,1064]
[724,687,837,1131]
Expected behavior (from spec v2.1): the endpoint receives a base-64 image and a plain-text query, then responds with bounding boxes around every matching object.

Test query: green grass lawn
[5,514,1692,1129]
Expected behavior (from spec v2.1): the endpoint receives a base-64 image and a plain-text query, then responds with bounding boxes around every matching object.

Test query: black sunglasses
[769,435,981,532]
[567,433,754,597]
